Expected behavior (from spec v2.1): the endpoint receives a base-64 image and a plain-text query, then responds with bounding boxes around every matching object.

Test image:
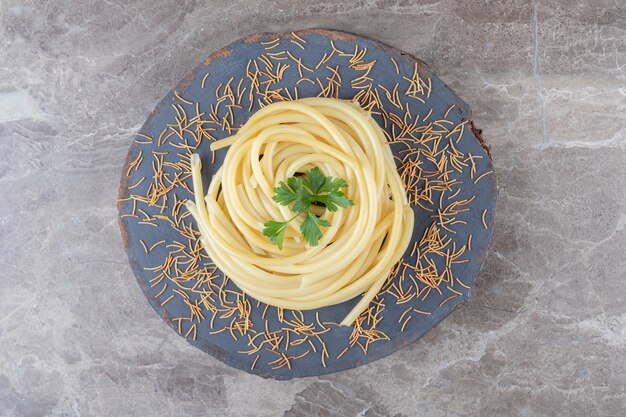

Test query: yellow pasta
[185,97,414,325]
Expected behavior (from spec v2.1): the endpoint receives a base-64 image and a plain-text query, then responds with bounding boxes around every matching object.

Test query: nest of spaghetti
[185,98,414,325]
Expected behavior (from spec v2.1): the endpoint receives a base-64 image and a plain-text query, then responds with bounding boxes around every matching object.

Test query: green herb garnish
[262,167,354,249]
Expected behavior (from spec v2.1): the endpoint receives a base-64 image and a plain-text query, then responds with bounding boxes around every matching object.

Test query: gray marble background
[1,0,624,416]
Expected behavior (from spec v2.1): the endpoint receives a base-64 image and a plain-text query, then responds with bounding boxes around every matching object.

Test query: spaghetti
[185,98,414,325]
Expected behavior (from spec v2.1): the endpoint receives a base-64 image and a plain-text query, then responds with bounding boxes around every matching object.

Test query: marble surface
[0,0,624,416]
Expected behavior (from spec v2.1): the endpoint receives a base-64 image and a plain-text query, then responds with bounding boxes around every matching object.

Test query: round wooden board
[118,29,497,379]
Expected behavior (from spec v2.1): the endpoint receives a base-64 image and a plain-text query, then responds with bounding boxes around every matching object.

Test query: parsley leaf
[321,176,348,193]
[273,176,311,213]
[263,168,354,249]
[262,220,290,250]
[272,177,300,207]
[292,191,311,214]
[311,191,352,212]
[300,213,331,247]
[303,167,326,194]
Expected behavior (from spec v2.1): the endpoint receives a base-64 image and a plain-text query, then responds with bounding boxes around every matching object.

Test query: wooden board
[117,29,497,379]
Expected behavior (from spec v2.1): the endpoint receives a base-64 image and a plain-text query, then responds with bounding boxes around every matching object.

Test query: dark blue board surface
[118,29,497,379]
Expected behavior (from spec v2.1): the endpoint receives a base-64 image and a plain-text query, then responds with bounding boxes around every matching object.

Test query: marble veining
[0,0,624,416]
